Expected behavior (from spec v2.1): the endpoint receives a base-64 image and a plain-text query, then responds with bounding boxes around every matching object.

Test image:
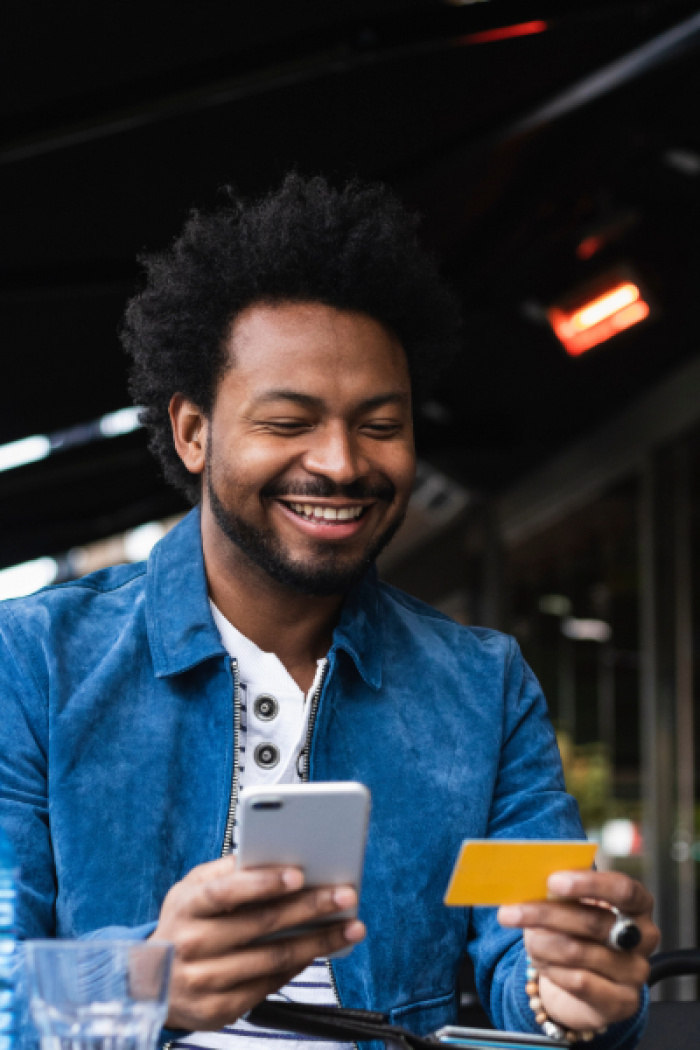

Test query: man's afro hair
[123,172,462,503]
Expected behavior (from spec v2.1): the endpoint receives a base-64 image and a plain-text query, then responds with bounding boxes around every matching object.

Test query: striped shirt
[171,606,352,1050]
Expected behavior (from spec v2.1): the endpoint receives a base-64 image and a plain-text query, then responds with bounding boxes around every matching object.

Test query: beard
[206,463,406,597]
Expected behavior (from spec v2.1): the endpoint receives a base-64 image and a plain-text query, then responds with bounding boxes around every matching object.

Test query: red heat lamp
[547,274,651,357]
[458,21,548,46]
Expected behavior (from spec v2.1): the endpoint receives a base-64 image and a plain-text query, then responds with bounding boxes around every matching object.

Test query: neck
[201,502,344,691]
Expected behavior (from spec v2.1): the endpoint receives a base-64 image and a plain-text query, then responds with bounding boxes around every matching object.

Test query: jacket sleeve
[467,638,648,1050]
[0,605,56,940]
[0,604,160,947]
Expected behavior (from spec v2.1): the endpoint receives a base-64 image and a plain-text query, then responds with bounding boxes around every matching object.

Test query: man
[0,175,657,1049]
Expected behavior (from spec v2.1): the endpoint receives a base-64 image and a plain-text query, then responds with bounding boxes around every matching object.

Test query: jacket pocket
[389,989,457,1036]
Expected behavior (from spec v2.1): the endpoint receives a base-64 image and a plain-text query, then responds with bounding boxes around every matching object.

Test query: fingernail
[333,886,356,908]
[344,920,365,943]
[498,906,522,925]
[548,872,574,895]
[282,868,304,890]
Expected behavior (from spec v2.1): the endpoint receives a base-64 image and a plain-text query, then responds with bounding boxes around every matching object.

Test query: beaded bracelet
[526,956,608,1044]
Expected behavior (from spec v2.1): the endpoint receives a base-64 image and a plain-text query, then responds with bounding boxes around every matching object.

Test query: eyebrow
[252,389,410,411]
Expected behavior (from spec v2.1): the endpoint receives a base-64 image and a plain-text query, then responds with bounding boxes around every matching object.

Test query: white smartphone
[237,781,371,953]
[434,1026,567,1048]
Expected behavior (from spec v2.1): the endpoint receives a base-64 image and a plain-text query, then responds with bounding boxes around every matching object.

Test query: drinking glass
[22,941,173,1050]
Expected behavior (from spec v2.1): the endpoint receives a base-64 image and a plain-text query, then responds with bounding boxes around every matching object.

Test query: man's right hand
[152,856,365,1031]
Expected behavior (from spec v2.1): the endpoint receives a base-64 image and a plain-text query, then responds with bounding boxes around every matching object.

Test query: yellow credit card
[444,839,597,906]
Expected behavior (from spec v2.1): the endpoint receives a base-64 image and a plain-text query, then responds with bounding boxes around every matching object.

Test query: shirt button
[254,742,280,769]
[254,694,279,721]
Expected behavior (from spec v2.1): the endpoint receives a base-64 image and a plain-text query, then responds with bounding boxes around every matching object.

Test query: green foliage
[557,731,612,829]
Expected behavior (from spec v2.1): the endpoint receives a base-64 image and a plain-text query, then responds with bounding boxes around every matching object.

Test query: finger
[546,871,653,917]
[189,867,306,918]
[524,929,650,986]
[222,967,306,1021]
[178,885,358,959]
[182,919,365,994]
[499,901,659,955]
[499,902,613,943]
[539,966,642,1024]
[224,918,365,984]
[183,856,239,886]
[167,966,301,1030]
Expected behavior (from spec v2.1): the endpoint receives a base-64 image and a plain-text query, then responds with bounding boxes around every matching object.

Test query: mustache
[262,476,396,502]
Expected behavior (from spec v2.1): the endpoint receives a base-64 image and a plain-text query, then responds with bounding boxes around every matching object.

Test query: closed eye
[361,421,403,437]
[257,420,313,432]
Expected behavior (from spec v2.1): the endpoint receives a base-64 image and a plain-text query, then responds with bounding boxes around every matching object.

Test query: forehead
[221,301,411,397]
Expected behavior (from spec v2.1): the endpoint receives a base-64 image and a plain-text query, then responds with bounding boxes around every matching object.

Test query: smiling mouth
[281,501,369,523]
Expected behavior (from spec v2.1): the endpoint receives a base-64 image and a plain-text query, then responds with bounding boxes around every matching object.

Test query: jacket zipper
[296,659,328,780]
[162,659,241,1050]
[221,657,241,857]
[298,662,358,1047]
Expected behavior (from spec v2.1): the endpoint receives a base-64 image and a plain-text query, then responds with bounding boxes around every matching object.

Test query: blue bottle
[0,826,17,1050]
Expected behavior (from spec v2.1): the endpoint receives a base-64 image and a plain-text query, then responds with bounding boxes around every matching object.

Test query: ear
[169,394,208,476]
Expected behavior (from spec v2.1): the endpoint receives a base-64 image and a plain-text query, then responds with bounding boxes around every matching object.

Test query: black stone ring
[607,910,642,952]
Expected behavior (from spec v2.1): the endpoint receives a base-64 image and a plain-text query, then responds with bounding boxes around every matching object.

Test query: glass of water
[21,941,173,1050]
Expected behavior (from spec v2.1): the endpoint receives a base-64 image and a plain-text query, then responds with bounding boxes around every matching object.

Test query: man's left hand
[498,870,660,1033]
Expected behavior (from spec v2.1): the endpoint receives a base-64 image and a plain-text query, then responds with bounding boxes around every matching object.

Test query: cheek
[384,447,416,499]
[212,441,294,493]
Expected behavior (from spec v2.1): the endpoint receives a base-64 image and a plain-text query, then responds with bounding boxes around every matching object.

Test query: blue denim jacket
[0,509,645,1049]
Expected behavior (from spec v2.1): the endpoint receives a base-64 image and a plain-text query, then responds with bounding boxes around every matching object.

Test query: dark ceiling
[3,0,700,568]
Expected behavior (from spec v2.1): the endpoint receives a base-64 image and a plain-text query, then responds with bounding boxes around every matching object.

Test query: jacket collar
[146,507,226,678]
[146,506,383,689]
[332,568,383,691]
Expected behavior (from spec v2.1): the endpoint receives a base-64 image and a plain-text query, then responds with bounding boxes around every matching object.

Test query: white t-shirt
[170,605,351,1050]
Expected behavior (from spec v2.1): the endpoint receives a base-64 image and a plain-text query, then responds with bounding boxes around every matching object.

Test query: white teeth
[286,502,364,522]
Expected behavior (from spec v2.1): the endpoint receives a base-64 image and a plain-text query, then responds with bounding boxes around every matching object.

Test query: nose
[301,422,367,486]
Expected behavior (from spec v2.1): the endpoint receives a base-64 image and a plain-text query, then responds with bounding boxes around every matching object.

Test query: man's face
[203,301,416,596]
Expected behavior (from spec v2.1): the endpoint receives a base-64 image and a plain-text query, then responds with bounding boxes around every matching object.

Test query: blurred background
[4,0,700,999]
